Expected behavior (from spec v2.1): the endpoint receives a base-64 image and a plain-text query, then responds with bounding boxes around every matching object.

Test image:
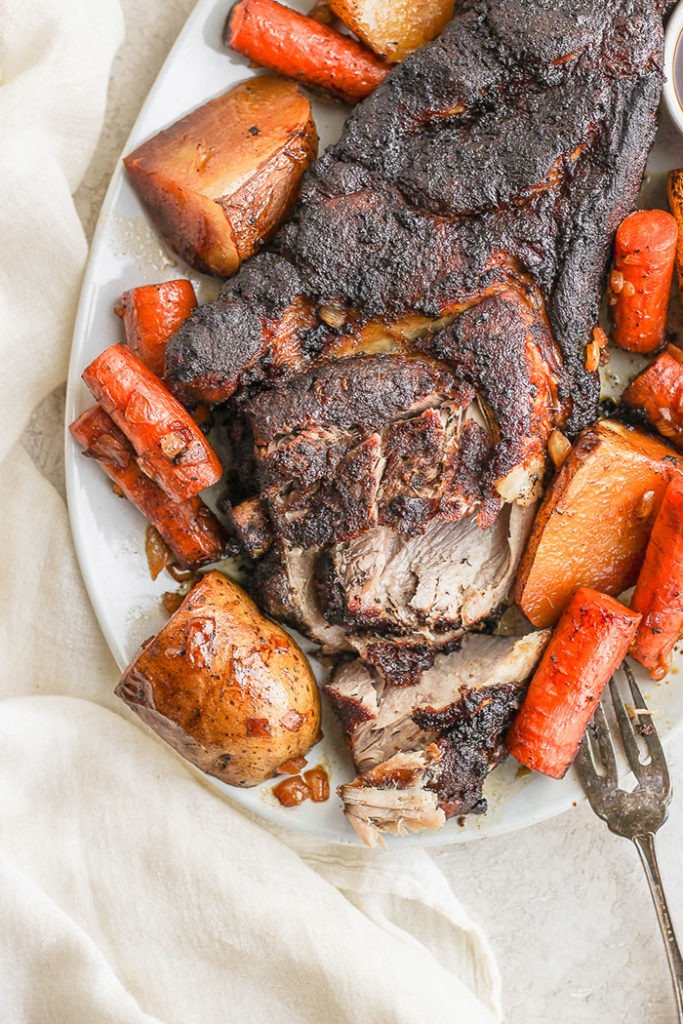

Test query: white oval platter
[65,0,683,846]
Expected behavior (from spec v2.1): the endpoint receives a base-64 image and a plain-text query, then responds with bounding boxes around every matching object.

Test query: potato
[116,571,321,787]
[124,77,318,277]
[516,421,681,628]
[327,0,455,62]
[667,169,683,295]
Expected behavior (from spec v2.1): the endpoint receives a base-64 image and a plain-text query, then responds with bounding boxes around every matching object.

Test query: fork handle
[633,833,683,1021]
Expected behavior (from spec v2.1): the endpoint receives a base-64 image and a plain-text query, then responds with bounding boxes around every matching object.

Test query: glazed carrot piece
[82,345,223,502]
[507,587,641,780]
[225,0,389,104]
[630,474,683,679]
[623,343,683,450]
[116,280,197,378]
[70,406,229,569]
[611,209,678,353]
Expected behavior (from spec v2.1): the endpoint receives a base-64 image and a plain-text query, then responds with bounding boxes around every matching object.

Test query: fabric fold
[0,0,502,1020]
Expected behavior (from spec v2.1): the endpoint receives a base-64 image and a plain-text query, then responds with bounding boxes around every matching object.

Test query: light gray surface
[70,2,683,1020]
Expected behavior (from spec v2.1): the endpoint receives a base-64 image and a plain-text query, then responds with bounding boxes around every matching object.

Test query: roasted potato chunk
[327,0,455,62]
[516,421,681,628]
[667,169,683,295]
[124,77,318,277]
[116,571,321,787]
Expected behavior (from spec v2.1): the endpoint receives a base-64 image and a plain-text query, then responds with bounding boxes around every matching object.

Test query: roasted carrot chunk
[116,280,197,378]
[516,420,680,628]
[623,344,683,450]
[507,588,641,779]
[82,345,223,502]
[70,406,229,569]
[611,209,677,353]
[630,475,683,679]
[225,0,389,105]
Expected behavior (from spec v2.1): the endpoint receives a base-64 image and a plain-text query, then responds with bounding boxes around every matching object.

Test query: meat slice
[319,502,534,636]
[254,542,349,652]
[253,501,533,661]
[265,432,385,549]
[415,290,561,504]
[330,631,550,845]
[327,631,550,771]
[244,352,457,465]
[253,541,462,666]
[240,353,484,547]
[340,750,448,847]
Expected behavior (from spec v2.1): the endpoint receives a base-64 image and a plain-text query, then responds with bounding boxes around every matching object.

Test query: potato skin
[116,571,321,787]
[327,0,455,62]
[124,77,318,277]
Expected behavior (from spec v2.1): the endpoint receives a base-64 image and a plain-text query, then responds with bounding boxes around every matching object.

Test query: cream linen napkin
[0,0,503,1020]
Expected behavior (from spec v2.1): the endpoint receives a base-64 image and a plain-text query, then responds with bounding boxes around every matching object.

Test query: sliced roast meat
[332,631,550,845]
[320,502,534,636]
[415,290,561,504]
[244,352,459,464]
[340,749,447,847]
[253,542,462,666]
[264,432,385,549]
[253,501,533,662]
[348,636,444,688]
[327,631,550,772]
[238,353,489,548]
[254,542,349,652]
[232,335,553,551]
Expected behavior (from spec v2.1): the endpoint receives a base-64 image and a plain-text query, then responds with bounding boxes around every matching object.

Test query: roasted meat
[328,631,550,844]
[166,0,667,438]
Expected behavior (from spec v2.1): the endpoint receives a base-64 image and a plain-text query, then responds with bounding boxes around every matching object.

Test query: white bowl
[664,0,683,134]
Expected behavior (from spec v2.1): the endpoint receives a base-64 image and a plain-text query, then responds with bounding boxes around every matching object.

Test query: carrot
[225,0,388,105]
[70,406,229,569]
[116,280,197,378]
[82,345,223,502]
[506,587,641,780]
[611,209,678,353]
[630,474,683,679]
[623,343,683,450]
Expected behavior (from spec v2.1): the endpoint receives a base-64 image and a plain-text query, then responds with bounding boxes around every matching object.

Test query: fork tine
[590,702,618,779]
[623,662,670,778]
[575,727,613,823]
[575,731,598,779]
[608,674,644,778]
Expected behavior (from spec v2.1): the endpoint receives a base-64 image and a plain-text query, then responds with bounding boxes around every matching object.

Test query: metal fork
[575,662,683,1021]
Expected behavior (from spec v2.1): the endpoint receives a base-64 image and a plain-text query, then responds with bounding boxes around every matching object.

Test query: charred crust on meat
[165,0,667,435]
[418,683,524,817]
[325,684,376,734]
[356,640,438,688]
[165,300,263,406]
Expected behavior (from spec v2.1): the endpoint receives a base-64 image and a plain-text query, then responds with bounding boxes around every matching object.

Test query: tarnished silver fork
[575,662,683,1021]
